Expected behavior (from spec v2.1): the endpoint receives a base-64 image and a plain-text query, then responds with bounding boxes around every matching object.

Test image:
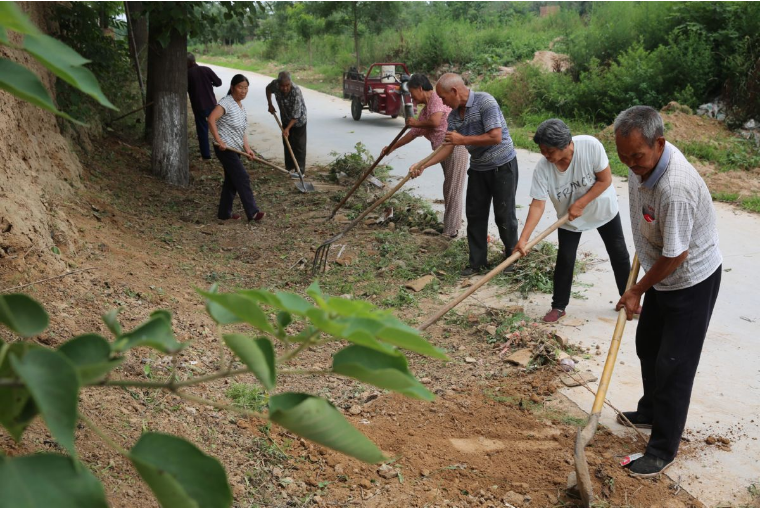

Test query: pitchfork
[312,146,443,275]
[326,125,409,222]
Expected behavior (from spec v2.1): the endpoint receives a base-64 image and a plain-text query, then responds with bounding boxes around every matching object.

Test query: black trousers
[465,157,519,269]
[635,265,722,461]
[553,213,631,310]
[214,146,260,220]
[282,122,307,174]
[192,106,215,159]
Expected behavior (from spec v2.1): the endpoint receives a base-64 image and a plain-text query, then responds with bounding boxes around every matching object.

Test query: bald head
[435,73,469,110]
[436,73,465,94]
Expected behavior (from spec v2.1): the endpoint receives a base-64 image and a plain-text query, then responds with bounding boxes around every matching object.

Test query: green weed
[225,383,268,413]
[741,195,760,213]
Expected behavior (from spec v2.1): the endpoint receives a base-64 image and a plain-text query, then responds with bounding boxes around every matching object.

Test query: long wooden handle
[272,113,302,174]
[418,214,571,331]
[221,145,291,175]
[330,125,409,218]
[339,146,444,236]
[591,253,640,414]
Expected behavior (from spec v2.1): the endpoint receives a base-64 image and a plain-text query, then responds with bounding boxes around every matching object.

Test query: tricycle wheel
[351,97,362,121]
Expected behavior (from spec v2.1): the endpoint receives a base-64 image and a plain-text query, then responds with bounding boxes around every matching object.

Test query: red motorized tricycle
[343,62,413,121]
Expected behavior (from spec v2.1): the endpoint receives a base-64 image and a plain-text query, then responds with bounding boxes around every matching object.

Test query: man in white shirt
[614,105,722,478]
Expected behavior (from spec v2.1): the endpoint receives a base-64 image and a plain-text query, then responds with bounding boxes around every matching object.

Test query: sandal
[543,308,566,323]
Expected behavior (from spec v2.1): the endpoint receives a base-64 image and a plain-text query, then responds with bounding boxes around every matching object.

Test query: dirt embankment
[0,2,83,277]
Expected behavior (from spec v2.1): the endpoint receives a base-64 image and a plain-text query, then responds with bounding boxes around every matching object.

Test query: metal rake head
[312,239,336,275]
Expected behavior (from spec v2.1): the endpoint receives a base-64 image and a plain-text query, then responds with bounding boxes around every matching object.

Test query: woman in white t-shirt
[208,74,265,223]
[513,119,631,323]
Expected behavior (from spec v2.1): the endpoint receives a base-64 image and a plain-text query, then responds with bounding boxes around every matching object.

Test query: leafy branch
[0,281,447,508]
[0,2,116,124]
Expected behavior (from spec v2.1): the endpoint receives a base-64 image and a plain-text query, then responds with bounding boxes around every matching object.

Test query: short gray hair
[277,71,292,84]
[613,106,664,147]
[436,73,464,93]
[533,119,572,149]
[187,52,196,63]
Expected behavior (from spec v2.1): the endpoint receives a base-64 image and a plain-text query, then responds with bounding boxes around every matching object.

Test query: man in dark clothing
[187,52,222,160]
[266,71,308,176]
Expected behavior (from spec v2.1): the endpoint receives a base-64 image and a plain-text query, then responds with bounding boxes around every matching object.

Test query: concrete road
[205,64,760,506]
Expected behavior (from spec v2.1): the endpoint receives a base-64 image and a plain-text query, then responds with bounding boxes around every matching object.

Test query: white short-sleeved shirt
[216,95,247,152]
[628,142,722,290]
[530,135,619,232]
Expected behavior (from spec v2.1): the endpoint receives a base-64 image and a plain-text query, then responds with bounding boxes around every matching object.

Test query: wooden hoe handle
[418,214,571,331]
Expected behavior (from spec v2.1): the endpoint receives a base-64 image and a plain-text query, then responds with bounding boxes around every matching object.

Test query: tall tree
[141,2,260,187]
[288,3,324,68]
[124,2,147,106]
[147,6,188,186]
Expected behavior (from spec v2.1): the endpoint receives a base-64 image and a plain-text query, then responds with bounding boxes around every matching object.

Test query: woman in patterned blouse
[208,74,265,222]
[382,74,468,238]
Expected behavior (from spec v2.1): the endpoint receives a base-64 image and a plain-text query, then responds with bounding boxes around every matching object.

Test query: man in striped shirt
[410,73,519,276]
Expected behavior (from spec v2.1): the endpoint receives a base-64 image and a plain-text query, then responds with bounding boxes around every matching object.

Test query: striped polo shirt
[446,90,516,171]
[628,142,722,290]
[216,95,247,152]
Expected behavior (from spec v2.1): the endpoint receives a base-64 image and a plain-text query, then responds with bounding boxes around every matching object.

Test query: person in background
[513,119,631,323]
[187,52,222,160]
[208,74,265,223]
[410,73,518,276]
[382,73,468,238]
[614,105,722,477]
[266,71,307,177]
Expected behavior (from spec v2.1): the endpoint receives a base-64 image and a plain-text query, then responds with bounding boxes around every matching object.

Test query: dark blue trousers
[465,157,519,269]
[636,265,722,461]
[193,106,215,159]
[214,146,259,221]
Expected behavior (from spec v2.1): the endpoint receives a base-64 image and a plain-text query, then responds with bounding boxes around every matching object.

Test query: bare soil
[0,135,708,508]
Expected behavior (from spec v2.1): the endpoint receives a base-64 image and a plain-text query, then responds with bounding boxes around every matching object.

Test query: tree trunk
[149,25,189,187]
[353,1,360,70]
[308,38,312,68]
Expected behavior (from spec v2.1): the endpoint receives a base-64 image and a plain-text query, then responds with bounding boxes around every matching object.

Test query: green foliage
[495,242,585,297]
[129,433,232,508]
[0,454,108,508]
[0,284,445,506]
[678,139,760,172]
[10,348,80,457]
[0,293,49,337]
[0,2,116,124]
[53,2,139,127]
[328,142,390,181]
[225,383,268,412]
[223,335,275,390]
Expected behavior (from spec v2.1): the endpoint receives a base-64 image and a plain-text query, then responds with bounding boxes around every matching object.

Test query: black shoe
[628,454,673,478]
[616,411,653,429]
[460,265,486,277]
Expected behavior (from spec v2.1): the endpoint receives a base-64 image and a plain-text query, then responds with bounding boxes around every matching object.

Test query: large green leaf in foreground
[58,334,123,384]
[0,342,39,441]
[0,293,49,337]
[0,454,108,508]
[269,393,385,463]
[10,348,80,458]
[332,345,434,401]
[130,432,232,508]
[223,334,276,390]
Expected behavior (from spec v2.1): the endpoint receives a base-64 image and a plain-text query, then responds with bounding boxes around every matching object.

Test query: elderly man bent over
[411,73,519,276]
[614,105,722,477]
[266,71,308,176]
